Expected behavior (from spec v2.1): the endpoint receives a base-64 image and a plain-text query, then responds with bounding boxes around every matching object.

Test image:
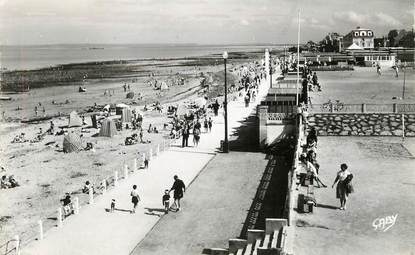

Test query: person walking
[130,185,141,213]
[376,63,382,75]
[208,117,213,132]
[332,163,354,210]
[169,175,185,211]
[182,125,189,147]
[193,126,201,147]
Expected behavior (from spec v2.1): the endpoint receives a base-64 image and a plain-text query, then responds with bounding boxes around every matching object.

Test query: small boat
[21,116,53,123]
[0,96,12,101]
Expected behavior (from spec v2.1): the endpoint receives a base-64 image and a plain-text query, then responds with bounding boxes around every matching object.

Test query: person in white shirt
[332,163,354,210]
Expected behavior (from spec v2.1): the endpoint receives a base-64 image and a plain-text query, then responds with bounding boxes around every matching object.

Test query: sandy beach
[0,51,265,245]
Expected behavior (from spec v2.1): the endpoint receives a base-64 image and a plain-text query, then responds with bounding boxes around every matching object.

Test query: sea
[0,44,282,71]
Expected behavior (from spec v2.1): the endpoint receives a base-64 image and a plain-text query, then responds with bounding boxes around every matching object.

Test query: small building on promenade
[346,50,397,68]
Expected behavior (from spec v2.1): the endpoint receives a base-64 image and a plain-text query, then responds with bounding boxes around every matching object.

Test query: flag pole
[296,10,301,106]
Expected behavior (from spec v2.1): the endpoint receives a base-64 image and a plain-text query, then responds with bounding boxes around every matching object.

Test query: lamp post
[269,49,272,88]
[223,51,229,153]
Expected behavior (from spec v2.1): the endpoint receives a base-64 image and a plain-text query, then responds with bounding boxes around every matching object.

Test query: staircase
[210,218,288,255]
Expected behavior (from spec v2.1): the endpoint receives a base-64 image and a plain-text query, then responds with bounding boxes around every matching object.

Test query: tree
[388,29,399,46]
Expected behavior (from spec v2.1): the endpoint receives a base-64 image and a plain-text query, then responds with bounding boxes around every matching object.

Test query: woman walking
[193,127,201,147]
[130,185,141,213]
[332,163,354,210]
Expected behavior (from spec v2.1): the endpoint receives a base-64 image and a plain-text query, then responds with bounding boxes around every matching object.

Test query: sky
[0,0,413,45]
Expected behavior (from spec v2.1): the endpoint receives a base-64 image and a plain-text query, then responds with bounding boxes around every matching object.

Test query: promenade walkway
[21,75,270,255]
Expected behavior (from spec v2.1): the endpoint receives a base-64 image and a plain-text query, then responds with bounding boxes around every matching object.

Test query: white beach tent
[193,97,207,108]
[160,81,169,91]
[176,104,189,117]
[68,111,83,127]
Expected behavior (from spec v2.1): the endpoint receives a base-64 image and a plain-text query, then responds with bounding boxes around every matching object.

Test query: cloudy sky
[0,0,413,45]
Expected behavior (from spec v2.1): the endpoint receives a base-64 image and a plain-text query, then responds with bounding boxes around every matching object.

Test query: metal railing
[309,103,415,113]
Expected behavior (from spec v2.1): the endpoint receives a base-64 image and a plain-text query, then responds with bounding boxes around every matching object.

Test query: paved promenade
[22,75,270,255]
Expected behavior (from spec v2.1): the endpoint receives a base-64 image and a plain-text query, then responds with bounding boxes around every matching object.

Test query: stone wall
[308,113,415,136]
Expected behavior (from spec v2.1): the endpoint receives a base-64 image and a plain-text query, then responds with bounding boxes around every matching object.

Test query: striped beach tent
[121,108,132,123]
[68,111,82,127]
[99,119,117,137]
[63,132,83,153]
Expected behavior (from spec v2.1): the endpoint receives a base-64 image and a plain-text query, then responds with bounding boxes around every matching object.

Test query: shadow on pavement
[230,108,294,238]
[315,203,339,210]
[228,111,260,152]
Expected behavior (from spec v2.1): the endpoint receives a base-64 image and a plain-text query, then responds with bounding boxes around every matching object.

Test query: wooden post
[89,188,94,204]
[133,158,137,171]
[14,235,20,255]
[74,197,79,214]
[402,114,405,139]
[57,208,63,227]
[102,180,107,194]
[141,153,146,168]
[114,171,118,186]
[362,103,366,113]
[38,220,43,240]
[393,103,398,113]
[124,164,128,179]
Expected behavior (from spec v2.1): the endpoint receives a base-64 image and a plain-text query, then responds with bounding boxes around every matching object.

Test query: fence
[0,139,175,255]
[309,103,415,114]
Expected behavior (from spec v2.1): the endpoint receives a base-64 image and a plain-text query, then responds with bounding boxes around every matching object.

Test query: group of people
[297,126,355,210]
[1,174,19,189]
[127,175,185,214]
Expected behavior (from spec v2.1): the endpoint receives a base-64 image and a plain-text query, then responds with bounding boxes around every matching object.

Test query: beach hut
[121,108,132,123]
[63,132,83,153]
[115,103,129,115]
[99,119,117,137]
[160,82,169,91]
[68,111,82,127]
[176,104,189,117]
[126,92,135,99]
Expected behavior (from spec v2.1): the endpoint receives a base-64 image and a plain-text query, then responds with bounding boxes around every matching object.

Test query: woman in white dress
[332,163,354,210]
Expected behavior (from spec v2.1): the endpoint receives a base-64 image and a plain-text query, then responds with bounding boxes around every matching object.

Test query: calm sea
[0,44,281,71]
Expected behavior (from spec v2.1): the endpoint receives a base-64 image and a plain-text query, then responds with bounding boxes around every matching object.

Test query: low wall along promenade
[308,113,415,136]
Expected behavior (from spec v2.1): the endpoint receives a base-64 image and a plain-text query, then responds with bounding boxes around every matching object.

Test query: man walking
[169,175,185,211]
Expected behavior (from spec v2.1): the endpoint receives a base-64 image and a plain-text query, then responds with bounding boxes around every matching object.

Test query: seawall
[308,113,415,136]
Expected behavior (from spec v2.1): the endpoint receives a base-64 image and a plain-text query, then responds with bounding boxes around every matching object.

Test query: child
[162,190,170,214]
[110,199,116,213]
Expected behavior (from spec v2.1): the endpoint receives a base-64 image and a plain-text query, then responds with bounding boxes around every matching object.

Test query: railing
[0,139,174,254]
[309,103,415,113]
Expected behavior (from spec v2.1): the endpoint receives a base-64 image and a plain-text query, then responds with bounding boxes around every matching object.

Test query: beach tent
[63,132,83,153]
[194,97,207,108]
[115,103,129,115]
[160,82,169,91]
[99,119,117,137]
[126,92,135,99]
[121,108,132,123]
[176,104,189,117]
[68,111,83,127]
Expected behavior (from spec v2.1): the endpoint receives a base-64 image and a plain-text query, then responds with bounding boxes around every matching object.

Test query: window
[360,31,366,36]
[368,31,373,36]
[354,32,359,36]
